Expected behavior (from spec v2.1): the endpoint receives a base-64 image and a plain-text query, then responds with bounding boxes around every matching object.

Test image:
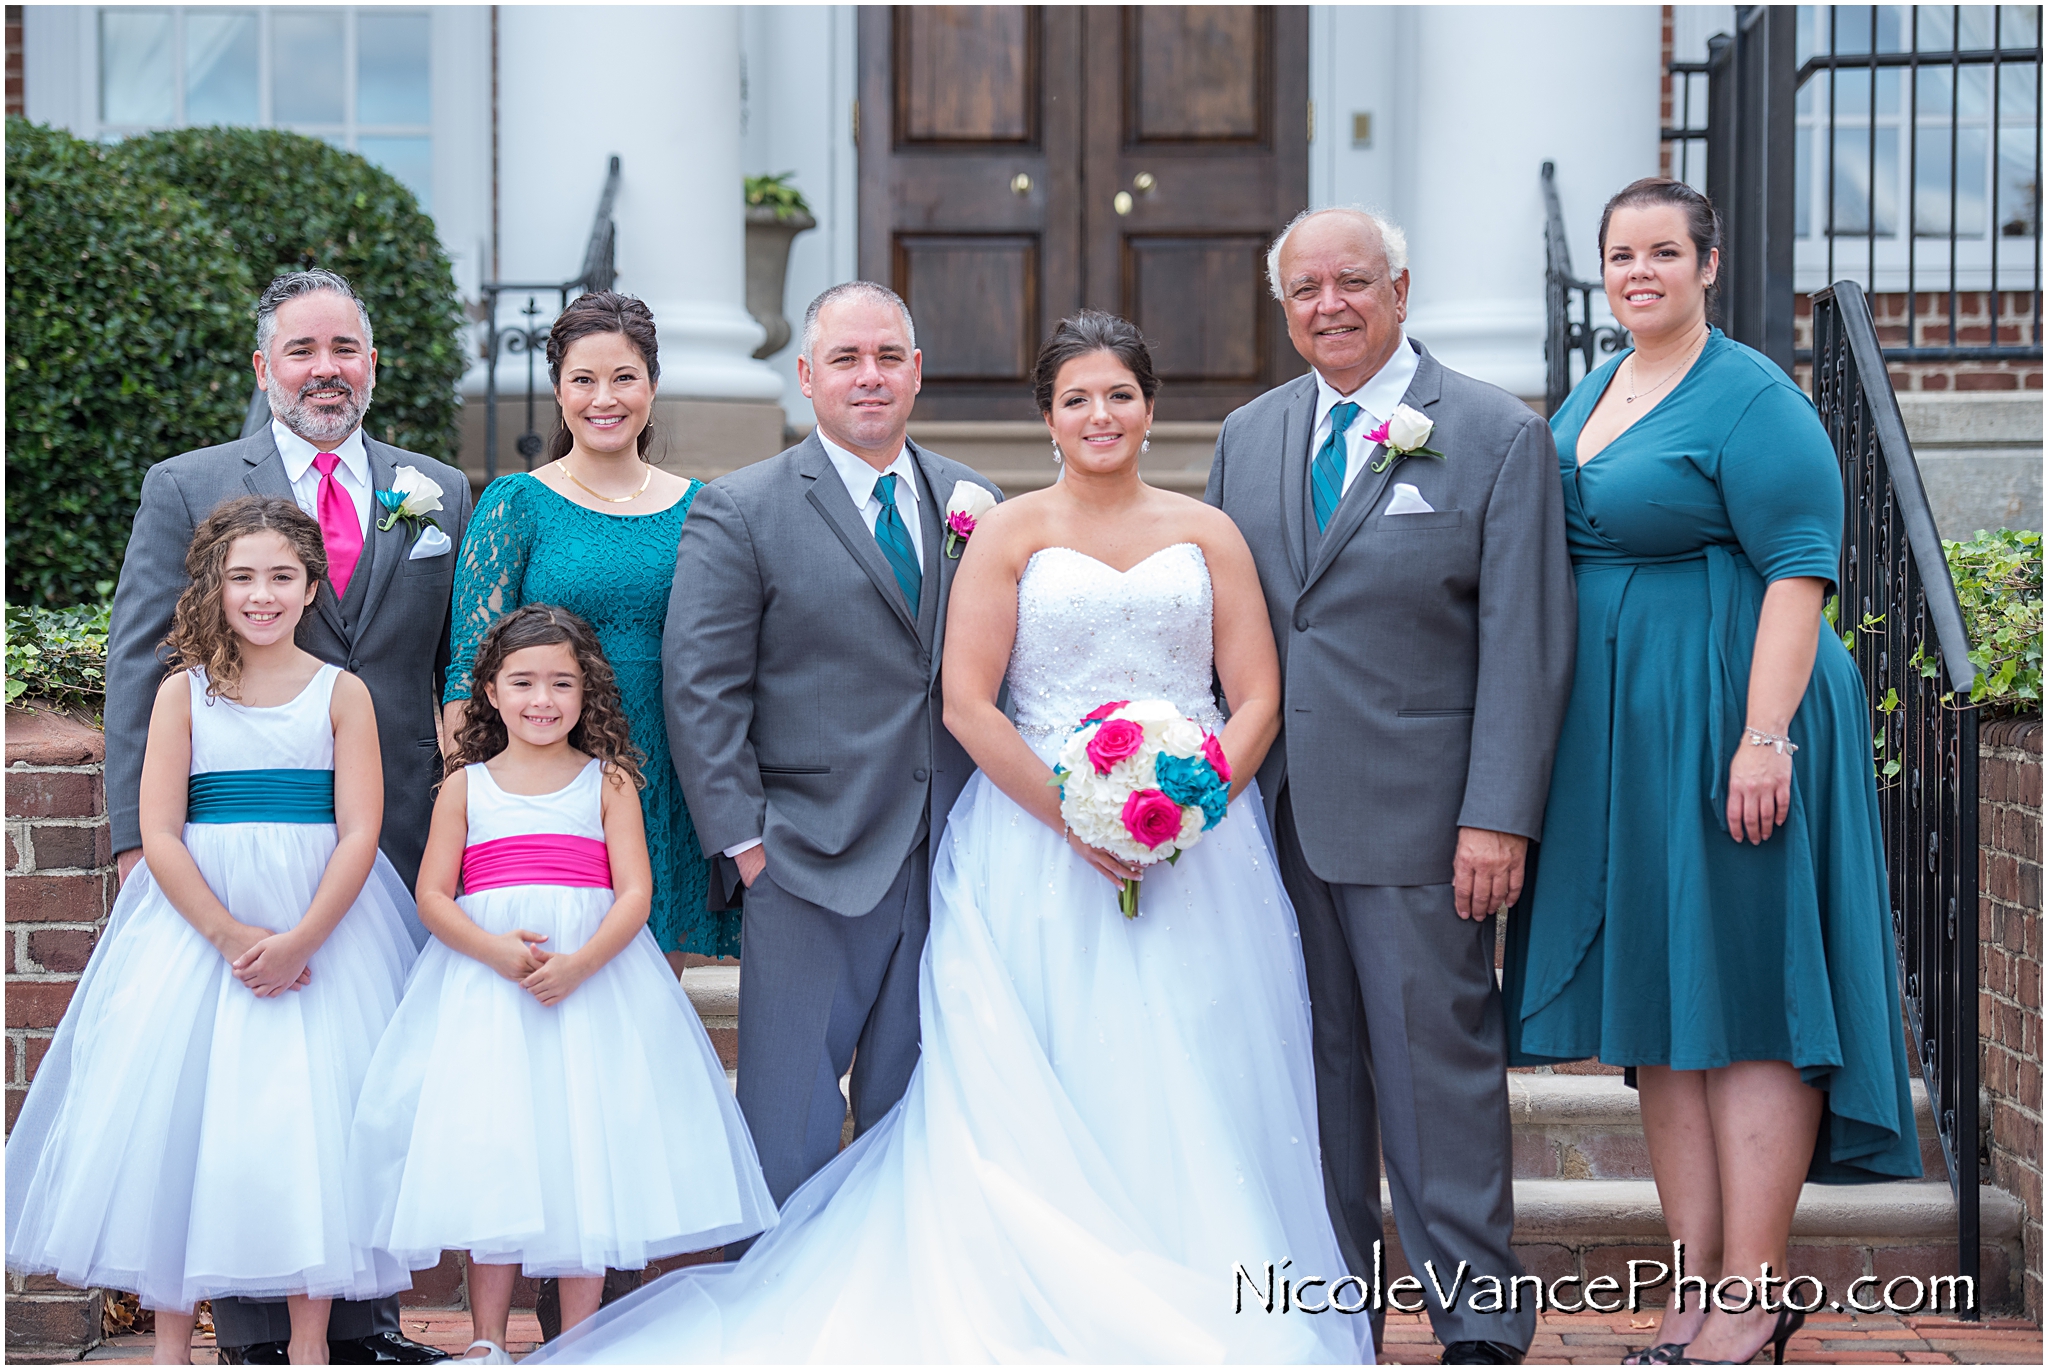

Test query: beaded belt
[186,769,335,824]
[1016,707,1225,739]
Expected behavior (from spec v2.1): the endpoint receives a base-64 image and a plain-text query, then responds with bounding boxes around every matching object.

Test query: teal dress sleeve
[446,476,534,704]
[1714,381,1845,588]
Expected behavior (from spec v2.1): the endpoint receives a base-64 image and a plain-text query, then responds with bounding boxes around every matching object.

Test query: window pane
[100,9,175,125]
[2000,6,2040,48]
[1997,124,2038,237]
[273,10,345,124]
[1875,6,1911,53]
[358,11,430,126]
[358,135,432,212]
[1831,125,1900,236]
[1998,60,2038,121]
[1796,120,1813,237]
[1958,6,1998,48]
[1836,6,1872,55]
[185,11,258,124]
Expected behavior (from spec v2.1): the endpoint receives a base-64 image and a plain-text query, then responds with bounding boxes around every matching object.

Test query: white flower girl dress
[347,757,775,1278]
[5,664,419,1311]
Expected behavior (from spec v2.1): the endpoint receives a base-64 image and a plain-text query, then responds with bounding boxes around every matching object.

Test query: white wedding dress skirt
[532,544,1370,1364]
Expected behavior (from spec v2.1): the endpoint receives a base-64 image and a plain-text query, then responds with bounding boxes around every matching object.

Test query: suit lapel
[240,430,350,641]
[799,436,921,640]
[349,440,409,641]
[1277,376,1316,586]
[1302,346,1445,597]
[910,445,944,655]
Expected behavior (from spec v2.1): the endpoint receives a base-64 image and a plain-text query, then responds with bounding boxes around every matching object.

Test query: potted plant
[744,172,817,359]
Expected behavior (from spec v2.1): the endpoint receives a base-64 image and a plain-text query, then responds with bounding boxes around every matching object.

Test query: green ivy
[1942,527,2041,713]
[745,172,813,222]
[109,128,466,468]
[5,120,255,608]
[4,601,113,721]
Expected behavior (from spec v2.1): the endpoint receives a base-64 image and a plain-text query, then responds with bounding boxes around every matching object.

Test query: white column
[1391,6,1663,398]
[495,5,778,403]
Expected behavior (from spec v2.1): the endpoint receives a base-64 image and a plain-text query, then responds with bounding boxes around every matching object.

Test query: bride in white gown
[530,313,1370,1365]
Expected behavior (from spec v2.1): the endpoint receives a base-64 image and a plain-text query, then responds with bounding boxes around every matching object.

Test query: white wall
[738,5,859,429]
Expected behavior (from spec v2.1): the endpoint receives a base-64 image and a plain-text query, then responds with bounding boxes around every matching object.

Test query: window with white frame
[1791,3,2040,292]
[94,7,433,211]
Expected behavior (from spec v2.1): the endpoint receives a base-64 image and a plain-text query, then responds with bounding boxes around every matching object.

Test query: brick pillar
[5,708,114,1359]
[5,6,22,119]
[1979,715,2043,1323]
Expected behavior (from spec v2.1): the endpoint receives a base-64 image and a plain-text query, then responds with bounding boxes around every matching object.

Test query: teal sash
[187,769,336,824]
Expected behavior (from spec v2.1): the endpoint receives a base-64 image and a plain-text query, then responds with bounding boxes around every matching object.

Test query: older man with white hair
[1206,207,1576,1364]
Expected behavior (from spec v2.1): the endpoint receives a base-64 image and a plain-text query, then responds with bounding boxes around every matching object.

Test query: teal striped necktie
[1312,401,1361,534]
[871,472,922,614]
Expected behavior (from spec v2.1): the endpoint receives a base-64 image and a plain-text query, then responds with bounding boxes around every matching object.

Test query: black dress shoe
[1441,1341,1525,1365]
[328,1331,452,1364]
[215,1342,291,1366]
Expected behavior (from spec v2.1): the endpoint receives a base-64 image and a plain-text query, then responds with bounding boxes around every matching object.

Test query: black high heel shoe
[1674,1308,1805,1365]
[1619,1343,1690,1365]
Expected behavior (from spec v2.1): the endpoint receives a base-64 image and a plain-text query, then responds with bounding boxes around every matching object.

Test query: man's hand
[735,846,767,889]
[117,848,144,886]
[1452,827,1529,920]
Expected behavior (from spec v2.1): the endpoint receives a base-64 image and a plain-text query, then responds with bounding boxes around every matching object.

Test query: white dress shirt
[818,431,925,573]
[272,420,372,537]
[1309,334,1421,497]
[723,432,926,863]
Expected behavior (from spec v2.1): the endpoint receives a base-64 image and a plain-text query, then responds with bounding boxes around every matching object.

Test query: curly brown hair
[166,496,328,702]
[450,604,645,787]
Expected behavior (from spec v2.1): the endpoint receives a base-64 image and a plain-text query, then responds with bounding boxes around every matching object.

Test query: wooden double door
[858,6,1309,421]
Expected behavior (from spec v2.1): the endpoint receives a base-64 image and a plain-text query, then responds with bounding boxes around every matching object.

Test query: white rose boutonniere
[1366,403,1446,474]
[375,465,445,535]
[944,482,998,558]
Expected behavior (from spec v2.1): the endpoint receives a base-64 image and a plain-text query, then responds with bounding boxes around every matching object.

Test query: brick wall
[5,708,115,1359]
[1793,291,2044,395]
[5,5,22,118]
[1979,715,2043,1324]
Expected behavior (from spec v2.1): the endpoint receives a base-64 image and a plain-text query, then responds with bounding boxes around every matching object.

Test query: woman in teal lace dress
[1502,181,1917,1367]
[444,292,733,964]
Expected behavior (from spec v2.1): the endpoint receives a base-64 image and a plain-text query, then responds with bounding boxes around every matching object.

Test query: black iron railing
[1812,279,1981,1315]
[1541,161,1630,414]
[477,154,622,480]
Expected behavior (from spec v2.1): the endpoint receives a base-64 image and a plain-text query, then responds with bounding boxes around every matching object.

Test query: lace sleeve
[445,476,534,703]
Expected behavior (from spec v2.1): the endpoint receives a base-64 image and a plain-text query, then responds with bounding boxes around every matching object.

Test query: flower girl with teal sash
[347,605,772,1364]
[5,497,419,1364]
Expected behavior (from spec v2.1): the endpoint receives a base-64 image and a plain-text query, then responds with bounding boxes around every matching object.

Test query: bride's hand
[1064,826,1142,887]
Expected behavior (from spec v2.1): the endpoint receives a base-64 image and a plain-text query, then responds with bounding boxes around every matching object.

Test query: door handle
[1010,173,1032,195]
[1132,171,1156,193]
[1114,191,1134,216]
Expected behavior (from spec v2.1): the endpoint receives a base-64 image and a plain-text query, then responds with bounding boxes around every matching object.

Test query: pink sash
[462,834,613,893]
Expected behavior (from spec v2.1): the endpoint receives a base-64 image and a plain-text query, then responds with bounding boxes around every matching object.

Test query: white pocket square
[1384,483,1436,516]
[408,526,453,559]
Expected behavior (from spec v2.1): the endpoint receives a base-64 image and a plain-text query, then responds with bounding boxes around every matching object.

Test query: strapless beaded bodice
[1007,543,1222,752]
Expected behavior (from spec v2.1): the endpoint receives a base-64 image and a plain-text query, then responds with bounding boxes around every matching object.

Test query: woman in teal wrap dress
[1502,181,1917,1367]
[445,292,735,965]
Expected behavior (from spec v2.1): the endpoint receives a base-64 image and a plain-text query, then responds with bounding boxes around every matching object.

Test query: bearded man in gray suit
[665,282,999,1223]
[1206,209,1575,1365]
[103,269,467,1365]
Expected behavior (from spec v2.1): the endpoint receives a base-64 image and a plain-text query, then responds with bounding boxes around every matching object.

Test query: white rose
[946,482,997,522]
[1385,404,1434,453]
[1176,805,1206,848]
[1158,718,1204,759]
[390,465,446,518]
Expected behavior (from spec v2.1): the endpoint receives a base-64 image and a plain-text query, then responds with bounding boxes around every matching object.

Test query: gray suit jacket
[1206,341,1576,887]
[664,434,1000,918]
[103,430,473,888]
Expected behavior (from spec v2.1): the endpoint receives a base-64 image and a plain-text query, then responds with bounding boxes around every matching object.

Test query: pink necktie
[311,452,362,600]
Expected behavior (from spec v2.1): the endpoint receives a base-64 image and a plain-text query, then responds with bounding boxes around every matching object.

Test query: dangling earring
[1141,429,1152,455]
[1050,437,1063,465]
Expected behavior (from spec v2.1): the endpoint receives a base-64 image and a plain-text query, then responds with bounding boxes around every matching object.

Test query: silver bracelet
[1744,726,1799,755]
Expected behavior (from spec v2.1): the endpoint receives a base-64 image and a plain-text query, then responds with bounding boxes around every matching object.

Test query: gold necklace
[559,459,652,504]
[1626,326,1708,404]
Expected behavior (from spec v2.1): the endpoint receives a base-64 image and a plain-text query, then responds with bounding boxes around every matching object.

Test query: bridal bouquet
[1050,699,1233,918]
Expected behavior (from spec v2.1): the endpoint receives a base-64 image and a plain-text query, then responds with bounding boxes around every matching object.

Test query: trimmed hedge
[109,127,466,467]
[5,119,255,607]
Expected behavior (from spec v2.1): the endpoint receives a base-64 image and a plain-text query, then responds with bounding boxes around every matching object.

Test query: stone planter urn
[744,206,817,360]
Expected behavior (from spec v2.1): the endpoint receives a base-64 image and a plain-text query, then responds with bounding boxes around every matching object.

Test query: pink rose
[1201,733,1232,784]
[947,510,977,538]
[1121,789,1184,850]
[1085,718,1145,774]
[1365,418,1392,446]
[1080,700,1130,724]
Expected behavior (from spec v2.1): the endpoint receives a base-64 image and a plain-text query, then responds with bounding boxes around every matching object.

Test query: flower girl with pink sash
[347,605,772,1362]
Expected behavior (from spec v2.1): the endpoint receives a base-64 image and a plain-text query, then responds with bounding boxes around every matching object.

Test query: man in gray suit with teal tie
[103,269,467,1364]
[663,282,1000,1225]
[1207,209,1576,1364]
